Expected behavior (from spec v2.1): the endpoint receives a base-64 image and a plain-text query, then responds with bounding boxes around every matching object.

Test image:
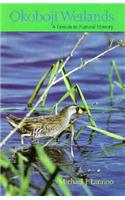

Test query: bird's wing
[22,121,47,136]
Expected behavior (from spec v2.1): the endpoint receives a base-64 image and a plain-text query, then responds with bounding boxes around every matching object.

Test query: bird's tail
[6,114,21,128]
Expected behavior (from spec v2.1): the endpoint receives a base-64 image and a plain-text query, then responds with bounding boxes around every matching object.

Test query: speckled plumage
[6,105,85,145]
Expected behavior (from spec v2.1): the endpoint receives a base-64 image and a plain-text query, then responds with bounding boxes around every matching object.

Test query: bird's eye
[78,108,84,114]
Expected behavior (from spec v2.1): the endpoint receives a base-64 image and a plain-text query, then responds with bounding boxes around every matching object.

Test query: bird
[6,105,85,146]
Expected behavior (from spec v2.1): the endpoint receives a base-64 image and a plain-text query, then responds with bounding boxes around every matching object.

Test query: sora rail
[6,105,85,145]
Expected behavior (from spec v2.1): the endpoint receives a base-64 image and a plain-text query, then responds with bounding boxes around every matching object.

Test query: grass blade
[114,81,125,92]
[87,125,125,141]
[61,67,77,104]
[54,86,76,110]
[0,174,17,195]
[108,66,114,99]
[48,60,62,85]
[27,65,53,107]
[35,145,71,195]
[18,153,30,195]
[81,183,93,196]
[89,106,119,112]
[76,84,96,127]
[74,127,86,141]
[112,60,123,84]
[42,60,62,106]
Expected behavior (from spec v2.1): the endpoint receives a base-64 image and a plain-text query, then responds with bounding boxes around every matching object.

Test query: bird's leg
[55,104,58,115]
[20,134,31,148]
[70,124,75,160]
[21,135,24,145]
[21,134,25,149]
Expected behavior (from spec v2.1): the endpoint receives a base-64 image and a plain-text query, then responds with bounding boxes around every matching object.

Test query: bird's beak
[77,107,86,114]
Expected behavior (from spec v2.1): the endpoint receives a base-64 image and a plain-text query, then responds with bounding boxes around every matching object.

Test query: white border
[0,1,125,199]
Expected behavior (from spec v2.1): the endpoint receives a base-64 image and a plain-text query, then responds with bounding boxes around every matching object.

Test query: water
[1,32,125,196]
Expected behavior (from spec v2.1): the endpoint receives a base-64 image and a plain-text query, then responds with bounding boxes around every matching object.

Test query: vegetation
[0,33,125,195]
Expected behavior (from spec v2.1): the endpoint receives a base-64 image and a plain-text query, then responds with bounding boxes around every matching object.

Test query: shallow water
[1,32,125,195]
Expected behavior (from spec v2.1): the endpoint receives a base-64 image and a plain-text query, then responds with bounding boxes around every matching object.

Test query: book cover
[0,2,125,197]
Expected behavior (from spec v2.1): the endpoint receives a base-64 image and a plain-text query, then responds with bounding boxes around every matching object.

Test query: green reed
[27,64,54,107]
[61,67,77,104]
[109,60,125,99]
[0,145,71,196]
[87,125,125,141]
